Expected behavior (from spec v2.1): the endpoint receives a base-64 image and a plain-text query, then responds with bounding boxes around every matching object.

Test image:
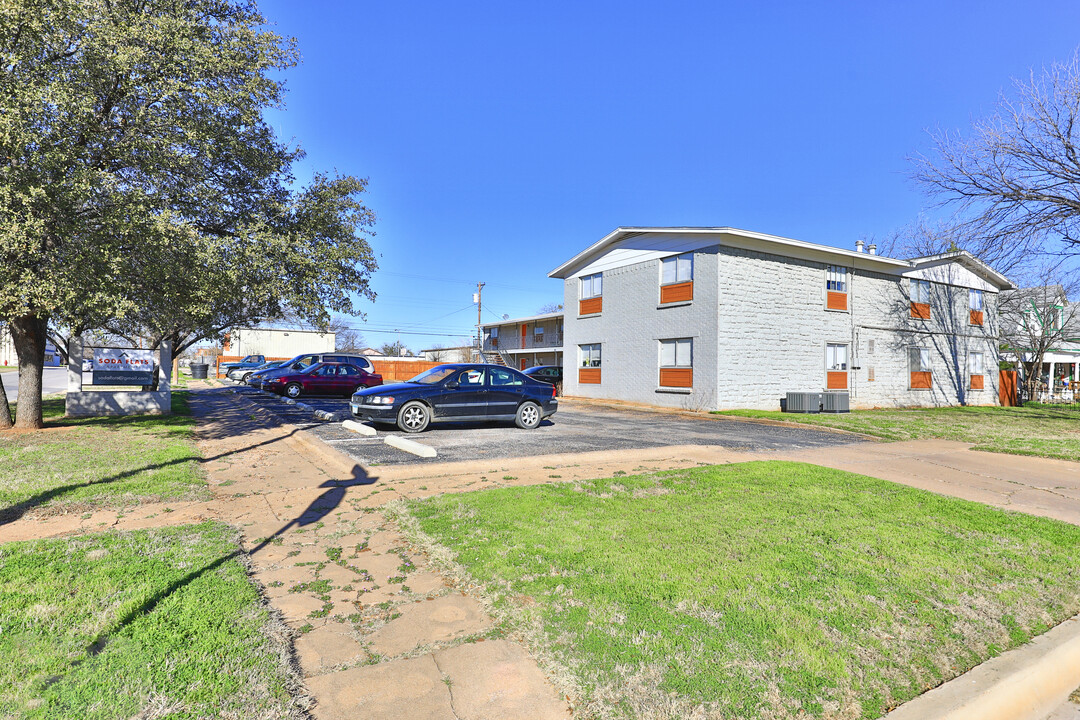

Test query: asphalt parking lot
[226,382,864,466]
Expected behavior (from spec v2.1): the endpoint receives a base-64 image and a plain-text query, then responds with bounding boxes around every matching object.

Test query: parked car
[228,359,286,383]
[81,358,93,372]
[253,352,376,388]
[220,354,266,372]
[350,363,557,433]
[263,362,382,398]
[522,365,562,385]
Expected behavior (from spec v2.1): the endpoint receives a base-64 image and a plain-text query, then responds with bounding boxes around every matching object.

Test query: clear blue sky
[259,0,1080,352]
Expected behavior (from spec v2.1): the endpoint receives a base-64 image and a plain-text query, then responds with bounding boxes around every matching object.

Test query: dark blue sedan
[350,363,558,433]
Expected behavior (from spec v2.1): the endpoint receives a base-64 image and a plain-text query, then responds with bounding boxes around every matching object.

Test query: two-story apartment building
[480,312,564,370]
[549,227,1014,410]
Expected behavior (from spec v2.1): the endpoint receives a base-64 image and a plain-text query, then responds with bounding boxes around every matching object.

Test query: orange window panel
[579,367,601,384]
[910,302,931,320]
[659,368,693,387]
[826,371,848,390]
[910,371,932,389]
[970,309,984,326]
[579,297,603,315]
[660,281,694,304]
[970,374,984,390]
[826,291,848,311]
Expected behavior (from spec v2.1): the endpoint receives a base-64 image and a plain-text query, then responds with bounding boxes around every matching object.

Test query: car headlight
[368,396,395,405]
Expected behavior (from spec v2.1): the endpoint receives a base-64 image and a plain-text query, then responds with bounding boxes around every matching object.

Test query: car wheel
[397,401,430,433]
[352,384,365,396]
[285,383,302,399]
[515,401,541,429]
[242,372,252,382]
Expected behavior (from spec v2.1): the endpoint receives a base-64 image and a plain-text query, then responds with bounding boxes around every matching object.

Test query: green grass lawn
[714,404,1080,462]
[0,392,208,522]
[0,522,301,719]
[406,461,1080,720]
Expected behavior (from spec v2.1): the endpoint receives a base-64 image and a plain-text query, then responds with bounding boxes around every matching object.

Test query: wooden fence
[371,360,440,382]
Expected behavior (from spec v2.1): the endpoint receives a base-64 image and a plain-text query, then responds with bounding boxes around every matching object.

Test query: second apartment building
[549,227,1013,410]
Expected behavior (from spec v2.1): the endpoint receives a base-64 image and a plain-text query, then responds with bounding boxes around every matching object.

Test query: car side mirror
[446,380,460,389]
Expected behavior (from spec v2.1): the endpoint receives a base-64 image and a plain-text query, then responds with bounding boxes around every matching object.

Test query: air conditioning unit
[785,392,822,413]
[821,391,850,413]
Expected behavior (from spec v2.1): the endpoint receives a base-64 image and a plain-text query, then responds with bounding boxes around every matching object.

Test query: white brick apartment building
[549,227,1013,410]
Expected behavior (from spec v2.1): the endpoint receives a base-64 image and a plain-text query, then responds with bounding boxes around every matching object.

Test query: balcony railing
[484,333,563,352]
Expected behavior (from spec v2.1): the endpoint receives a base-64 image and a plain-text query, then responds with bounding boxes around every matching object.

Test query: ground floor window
[909,347,932,389]
[579,344,601,384]
[659,338,693,387]
[826,343,848,389]
[969,352,985,390]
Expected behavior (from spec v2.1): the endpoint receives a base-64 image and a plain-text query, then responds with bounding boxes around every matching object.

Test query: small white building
[420,345,474,363]
[0,324,62,367]
[223,327,335,358]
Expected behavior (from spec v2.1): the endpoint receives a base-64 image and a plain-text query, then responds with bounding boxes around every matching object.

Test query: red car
[263,362,382,399]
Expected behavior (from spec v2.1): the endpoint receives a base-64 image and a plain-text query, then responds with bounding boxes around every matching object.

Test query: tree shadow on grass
[40,467,376,690]
[0,387,369,525]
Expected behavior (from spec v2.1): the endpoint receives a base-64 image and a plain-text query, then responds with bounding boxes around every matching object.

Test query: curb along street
[882,615,1080,720]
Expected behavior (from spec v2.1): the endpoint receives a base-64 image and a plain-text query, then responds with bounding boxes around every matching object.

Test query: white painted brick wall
[563,243,1002,410]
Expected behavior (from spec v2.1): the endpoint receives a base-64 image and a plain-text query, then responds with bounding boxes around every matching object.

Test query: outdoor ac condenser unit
[821,391,850,413]
[785,392,821,413]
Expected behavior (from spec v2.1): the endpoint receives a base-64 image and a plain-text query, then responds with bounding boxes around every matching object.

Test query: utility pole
[475,282,485,361]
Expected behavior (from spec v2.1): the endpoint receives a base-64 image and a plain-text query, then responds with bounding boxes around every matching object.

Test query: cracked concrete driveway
[225,383,863,465]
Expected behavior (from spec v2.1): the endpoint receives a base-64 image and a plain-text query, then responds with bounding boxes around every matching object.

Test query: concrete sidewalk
[777,439,1080,526]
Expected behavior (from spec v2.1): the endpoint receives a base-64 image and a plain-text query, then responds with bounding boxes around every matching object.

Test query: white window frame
[908,347,932,388]
[969,351,984,377]
[661,253,693,285]
[826,343,848,371]
[580,272,603,299]
[911,279,931,304]
[579,343,601,367]
[659,338,693,368]
[826,266,847,293]
[969,289,983,312]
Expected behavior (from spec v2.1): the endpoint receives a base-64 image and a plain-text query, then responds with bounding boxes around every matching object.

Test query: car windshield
[409,367,459,384]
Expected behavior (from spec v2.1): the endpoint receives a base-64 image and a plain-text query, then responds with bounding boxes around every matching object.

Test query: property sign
[91,348,156,386]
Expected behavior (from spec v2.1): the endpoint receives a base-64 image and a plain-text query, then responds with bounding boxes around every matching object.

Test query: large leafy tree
[0,0,376,428]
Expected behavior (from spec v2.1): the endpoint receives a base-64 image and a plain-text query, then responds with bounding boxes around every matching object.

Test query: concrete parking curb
[385,435,437,458]
[882,614,1080,720]
[342,419,377,436]
[312,409,337,421]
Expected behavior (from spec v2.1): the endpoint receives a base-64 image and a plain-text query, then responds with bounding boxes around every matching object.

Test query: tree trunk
[0,373,12,429]
[10,314,48,429]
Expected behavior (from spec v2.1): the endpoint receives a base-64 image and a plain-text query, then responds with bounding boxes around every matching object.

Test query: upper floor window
[661,254,693,285]
[969,289,984,326]
[826,266,847,292]
[660,253,694,304]
[910,279,931,320]
[826,266,848,310]
[579,273,603,315]
[580,273,602,299]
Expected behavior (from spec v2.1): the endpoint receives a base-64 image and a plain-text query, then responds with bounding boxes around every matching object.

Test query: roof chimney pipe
[855,240,865,253]
[868,244,877,255]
